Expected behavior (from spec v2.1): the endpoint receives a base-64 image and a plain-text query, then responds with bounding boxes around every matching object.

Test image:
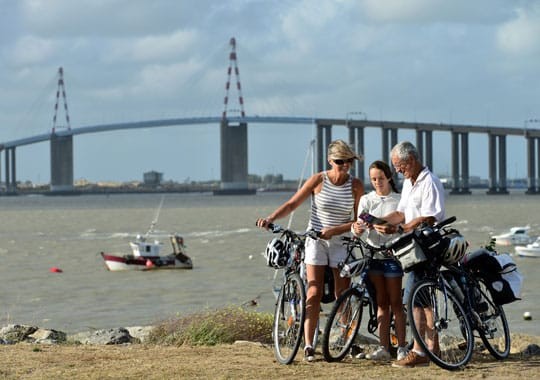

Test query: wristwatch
[397,224,405,234]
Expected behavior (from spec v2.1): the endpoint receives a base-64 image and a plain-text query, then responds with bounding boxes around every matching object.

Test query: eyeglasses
[392,159,409,172]
[333,158,354,165]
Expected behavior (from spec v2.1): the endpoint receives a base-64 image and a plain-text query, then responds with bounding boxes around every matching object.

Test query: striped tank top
[308,172,355,231]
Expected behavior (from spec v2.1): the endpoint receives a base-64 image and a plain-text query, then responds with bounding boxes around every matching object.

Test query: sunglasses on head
[333,158,354,165]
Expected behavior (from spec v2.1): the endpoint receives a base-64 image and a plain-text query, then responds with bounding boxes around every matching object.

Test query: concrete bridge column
[348,126,365,181]
[526,137,539,194]
[50,134,74,193]
[450,132,471,194]
[381,127,398,162]
[216,120,253,194]
[3,147,16,194]
[316,124,332,172]
[486,134,508,194]
[415,130,433,170]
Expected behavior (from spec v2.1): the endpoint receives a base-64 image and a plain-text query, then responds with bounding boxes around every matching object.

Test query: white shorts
[304,235,348,268]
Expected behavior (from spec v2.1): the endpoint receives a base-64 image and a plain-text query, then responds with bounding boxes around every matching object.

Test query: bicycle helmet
[265,238,289,269]
[442,233,468,265]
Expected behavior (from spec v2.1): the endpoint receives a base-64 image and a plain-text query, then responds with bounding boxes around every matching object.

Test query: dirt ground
[0,334,538,379]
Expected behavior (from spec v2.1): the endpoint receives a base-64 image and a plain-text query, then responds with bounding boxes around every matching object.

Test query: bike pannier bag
[462,249,523,305]
[393,239,427,272]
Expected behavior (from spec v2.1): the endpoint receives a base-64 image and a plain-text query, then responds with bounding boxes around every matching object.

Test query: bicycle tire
[475,278,511,359]
[321,287,364,362]
[273,272,306,364]
[408,280,474,370]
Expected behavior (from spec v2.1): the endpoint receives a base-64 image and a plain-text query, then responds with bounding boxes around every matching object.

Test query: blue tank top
[308,172,354,231]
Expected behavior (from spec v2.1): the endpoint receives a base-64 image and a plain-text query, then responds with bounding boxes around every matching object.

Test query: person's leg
[369,271,390,351]
[304,264,325,348]
[332,267,350,299]
[384,260,406,347]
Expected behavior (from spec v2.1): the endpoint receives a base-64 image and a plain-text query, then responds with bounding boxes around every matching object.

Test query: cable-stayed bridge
[1,38,540,195]
[1,114,540,195]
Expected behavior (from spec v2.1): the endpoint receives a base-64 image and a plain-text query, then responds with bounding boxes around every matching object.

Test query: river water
[0,191,538,335]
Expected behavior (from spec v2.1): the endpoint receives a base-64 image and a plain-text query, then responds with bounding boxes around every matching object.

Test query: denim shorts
[369,259,404,278]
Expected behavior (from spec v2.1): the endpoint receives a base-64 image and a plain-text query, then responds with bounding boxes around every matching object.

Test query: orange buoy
[49,267,63,273]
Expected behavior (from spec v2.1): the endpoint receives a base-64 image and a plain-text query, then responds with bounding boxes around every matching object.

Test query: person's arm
[256,173,322,228]
[371,210,405,234]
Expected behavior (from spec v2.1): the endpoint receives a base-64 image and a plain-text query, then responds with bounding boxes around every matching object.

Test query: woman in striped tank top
[256,140,364,362]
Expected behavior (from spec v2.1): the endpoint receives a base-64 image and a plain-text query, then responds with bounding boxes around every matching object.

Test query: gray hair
[390,141,420,162]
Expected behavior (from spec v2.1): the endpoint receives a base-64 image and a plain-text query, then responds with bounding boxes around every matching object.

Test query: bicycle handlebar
[256,221,321,240]
[383,216,457,250]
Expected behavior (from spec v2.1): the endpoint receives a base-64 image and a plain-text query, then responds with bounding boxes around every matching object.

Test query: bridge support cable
[52,67,71,133]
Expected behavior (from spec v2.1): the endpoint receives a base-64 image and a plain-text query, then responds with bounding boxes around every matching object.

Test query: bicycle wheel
[475,279,510,359]
[273,273,306,364]
[322,287,364,362]
[408,280,474,370]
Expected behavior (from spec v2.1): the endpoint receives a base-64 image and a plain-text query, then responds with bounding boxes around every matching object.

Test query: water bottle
[448,276,465,303]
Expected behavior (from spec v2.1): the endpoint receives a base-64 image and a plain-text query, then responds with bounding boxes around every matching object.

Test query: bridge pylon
[50,67,75,194]
[215,37,254,195]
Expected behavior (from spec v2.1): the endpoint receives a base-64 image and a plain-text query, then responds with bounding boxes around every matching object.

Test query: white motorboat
[100,195,192,271]
[515,237,540,258]
[101,234,193,271]
[492,226,533,246]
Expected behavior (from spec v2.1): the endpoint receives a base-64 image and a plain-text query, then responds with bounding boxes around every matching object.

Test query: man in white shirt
[373,141,445,368]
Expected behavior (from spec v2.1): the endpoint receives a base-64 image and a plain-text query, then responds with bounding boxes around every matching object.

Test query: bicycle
[387,216,510,371]
[261,223,320,364]
[321,235,407,362]
[443,254,511,360]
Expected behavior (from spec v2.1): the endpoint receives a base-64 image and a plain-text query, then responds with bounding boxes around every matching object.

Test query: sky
[0,0,539,184]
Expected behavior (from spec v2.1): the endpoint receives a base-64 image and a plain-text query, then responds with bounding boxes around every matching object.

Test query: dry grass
[147,306,273,345]
[0,338,539,380]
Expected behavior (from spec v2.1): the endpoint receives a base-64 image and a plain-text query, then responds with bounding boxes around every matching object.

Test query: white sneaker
[397,346,409,361]
[366,346,391,360]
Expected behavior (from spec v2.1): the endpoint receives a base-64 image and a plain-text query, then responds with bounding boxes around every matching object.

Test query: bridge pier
[415,129,433,171]
[316,124,333,172]
[526,136,540,194]
[348,125,365,181]
[450,131,471,194]
[215,120,254,195]
[487,133,509,194]
[50,134,74,193]
[2,147,17,194]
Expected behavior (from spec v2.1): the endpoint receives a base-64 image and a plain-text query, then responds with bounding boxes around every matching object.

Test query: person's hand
[373,223,398,235]
[256,218,273,229]
[351,221,366,236]
[319,227,333,240]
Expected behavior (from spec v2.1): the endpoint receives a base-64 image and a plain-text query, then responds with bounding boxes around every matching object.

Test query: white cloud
[104,30,198,63]
[496,7,540,55]
[9,35,57,65]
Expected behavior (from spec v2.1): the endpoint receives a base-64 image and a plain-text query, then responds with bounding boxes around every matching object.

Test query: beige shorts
[304,235,348,268]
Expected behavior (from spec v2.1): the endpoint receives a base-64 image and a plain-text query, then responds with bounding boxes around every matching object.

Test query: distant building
[143,171,163,187]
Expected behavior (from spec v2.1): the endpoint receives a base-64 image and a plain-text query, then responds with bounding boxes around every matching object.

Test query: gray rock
[0,324,38,343]
[522,343,540,356]
[28,328,67,344]
[71,327,139,345]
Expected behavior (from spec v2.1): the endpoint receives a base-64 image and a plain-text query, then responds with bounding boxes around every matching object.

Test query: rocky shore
[0,324,154,345]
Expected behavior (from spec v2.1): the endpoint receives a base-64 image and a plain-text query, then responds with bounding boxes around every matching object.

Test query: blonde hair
[327,139,363,161]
